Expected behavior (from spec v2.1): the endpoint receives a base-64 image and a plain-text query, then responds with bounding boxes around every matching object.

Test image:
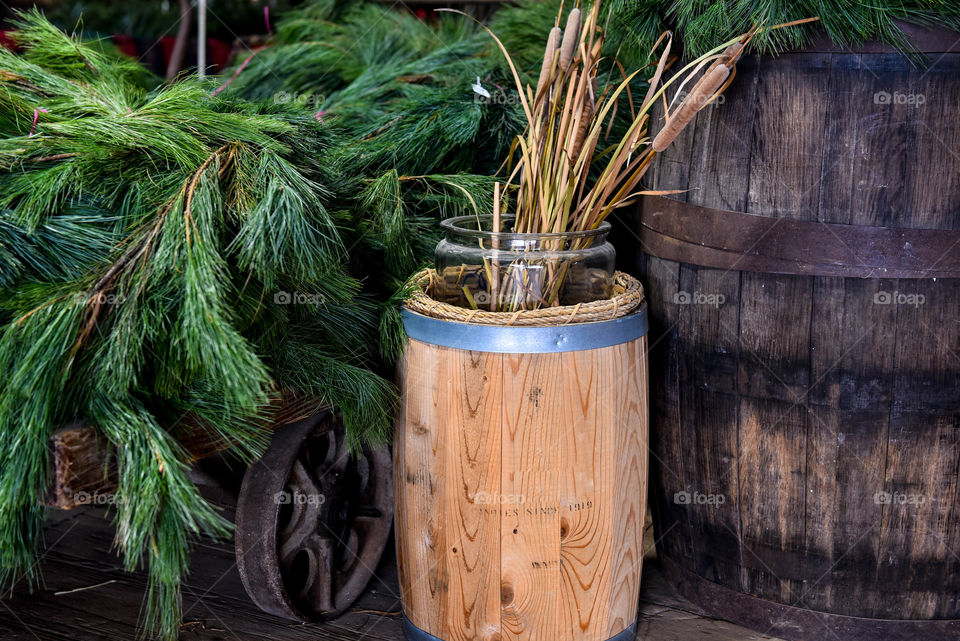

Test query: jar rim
[441,215,611,240]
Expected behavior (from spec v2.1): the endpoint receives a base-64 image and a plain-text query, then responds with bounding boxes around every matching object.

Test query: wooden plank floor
[0,506,785,641]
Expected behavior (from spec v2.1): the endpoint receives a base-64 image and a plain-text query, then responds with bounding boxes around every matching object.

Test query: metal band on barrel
[640,195,960,278]
[658,555,960,641]
[401,615,638,641]
[401,303,648,354]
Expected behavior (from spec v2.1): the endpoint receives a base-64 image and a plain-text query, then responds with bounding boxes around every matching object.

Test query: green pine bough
[0,11,396,640]
[610,0,960,59]
[221,0,528,278]
[219,1,657,283]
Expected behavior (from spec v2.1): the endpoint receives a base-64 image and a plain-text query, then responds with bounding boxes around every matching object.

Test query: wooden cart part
[42,400,395,623]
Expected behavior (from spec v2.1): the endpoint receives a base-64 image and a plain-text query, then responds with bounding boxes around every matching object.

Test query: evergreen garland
[221,0,648,279]
[222,0,518,276]
[0,11,393,640]
[610,0,960,58]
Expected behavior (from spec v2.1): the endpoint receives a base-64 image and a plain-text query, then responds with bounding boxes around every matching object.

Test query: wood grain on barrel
[501,353,561,641]
[558,347,614,640]
[640,41,960,624]
[394,340,448,633]
[642,59,697,572]
[875,271,960,618]
[604,337,649,637]
[396,337,648,641]
[737,398,808,604]
[446,348,503,641]
[676,264,742,587]
[676,53,757,589]
[807,274,895,614]
[643,256,687,568]
[737,275,811,604]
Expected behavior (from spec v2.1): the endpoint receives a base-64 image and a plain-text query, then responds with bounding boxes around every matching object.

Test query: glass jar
[434,215,616,311]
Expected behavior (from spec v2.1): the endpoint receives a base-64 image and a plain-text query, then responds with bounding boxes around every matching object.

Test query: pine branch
[609,0,960,59]
[0,12,395,641]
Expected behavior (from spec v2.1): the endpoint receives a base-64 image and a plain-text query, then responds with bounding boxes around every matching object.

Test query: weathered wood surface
[395,337,648,641]
[0,506,788,641]
[44,395,324,509]
[639,37,960,630]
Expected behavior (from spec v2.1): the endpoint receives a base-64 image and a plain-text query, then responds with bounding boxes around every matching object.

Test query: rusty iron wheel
[235,411,393,621]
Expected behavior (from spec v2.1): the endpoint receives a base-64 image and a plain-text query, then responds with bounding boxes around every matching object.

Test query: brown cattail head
[722,41,745,64]
[705,42,743,76]
[652,64,730,152]
[536,27,562,104]
[559,9,582,71]
[570,96,595,164]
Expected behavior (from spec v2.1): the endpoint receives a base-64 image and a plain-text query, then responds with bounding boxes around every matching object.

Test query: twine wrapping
[404,269,644,327]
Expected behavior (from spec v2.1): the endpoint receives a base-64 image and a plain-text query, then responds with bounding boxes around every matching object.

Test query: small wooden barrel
[637,26,960,641]
[394,307,649,641]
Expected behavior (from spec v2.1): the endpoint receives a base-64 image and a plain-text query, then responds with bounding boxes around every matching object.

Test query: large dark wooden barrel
[637,25,960,641]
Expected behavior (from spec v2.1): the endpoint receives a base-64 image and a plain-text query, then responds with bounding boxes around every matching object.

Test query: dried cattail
[437,2,802,310]
[535,27,562,103]
[723,41,744,62]
[652,64,730,152]
[559,9,582,71]
[570,94,594,163]
[705,42,743,75]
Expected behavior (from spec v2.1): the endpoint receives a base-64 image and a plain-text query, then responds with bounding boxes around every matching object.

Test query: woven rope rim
[404,269,644,326]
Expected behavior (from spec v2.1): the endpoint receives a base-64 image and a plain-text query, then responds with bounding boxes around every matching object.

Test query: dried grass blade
[639,32,673,113]
[652,64,730,152]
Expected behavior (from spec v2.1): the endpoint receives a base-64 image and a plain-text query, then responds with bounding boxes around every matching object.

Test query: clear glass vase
[434,215,616,311]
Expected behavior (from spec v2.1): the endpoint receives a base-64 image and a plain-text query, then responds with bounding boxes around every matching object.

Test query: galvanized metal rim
[401,615,637,641]
[401,303,648,353]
